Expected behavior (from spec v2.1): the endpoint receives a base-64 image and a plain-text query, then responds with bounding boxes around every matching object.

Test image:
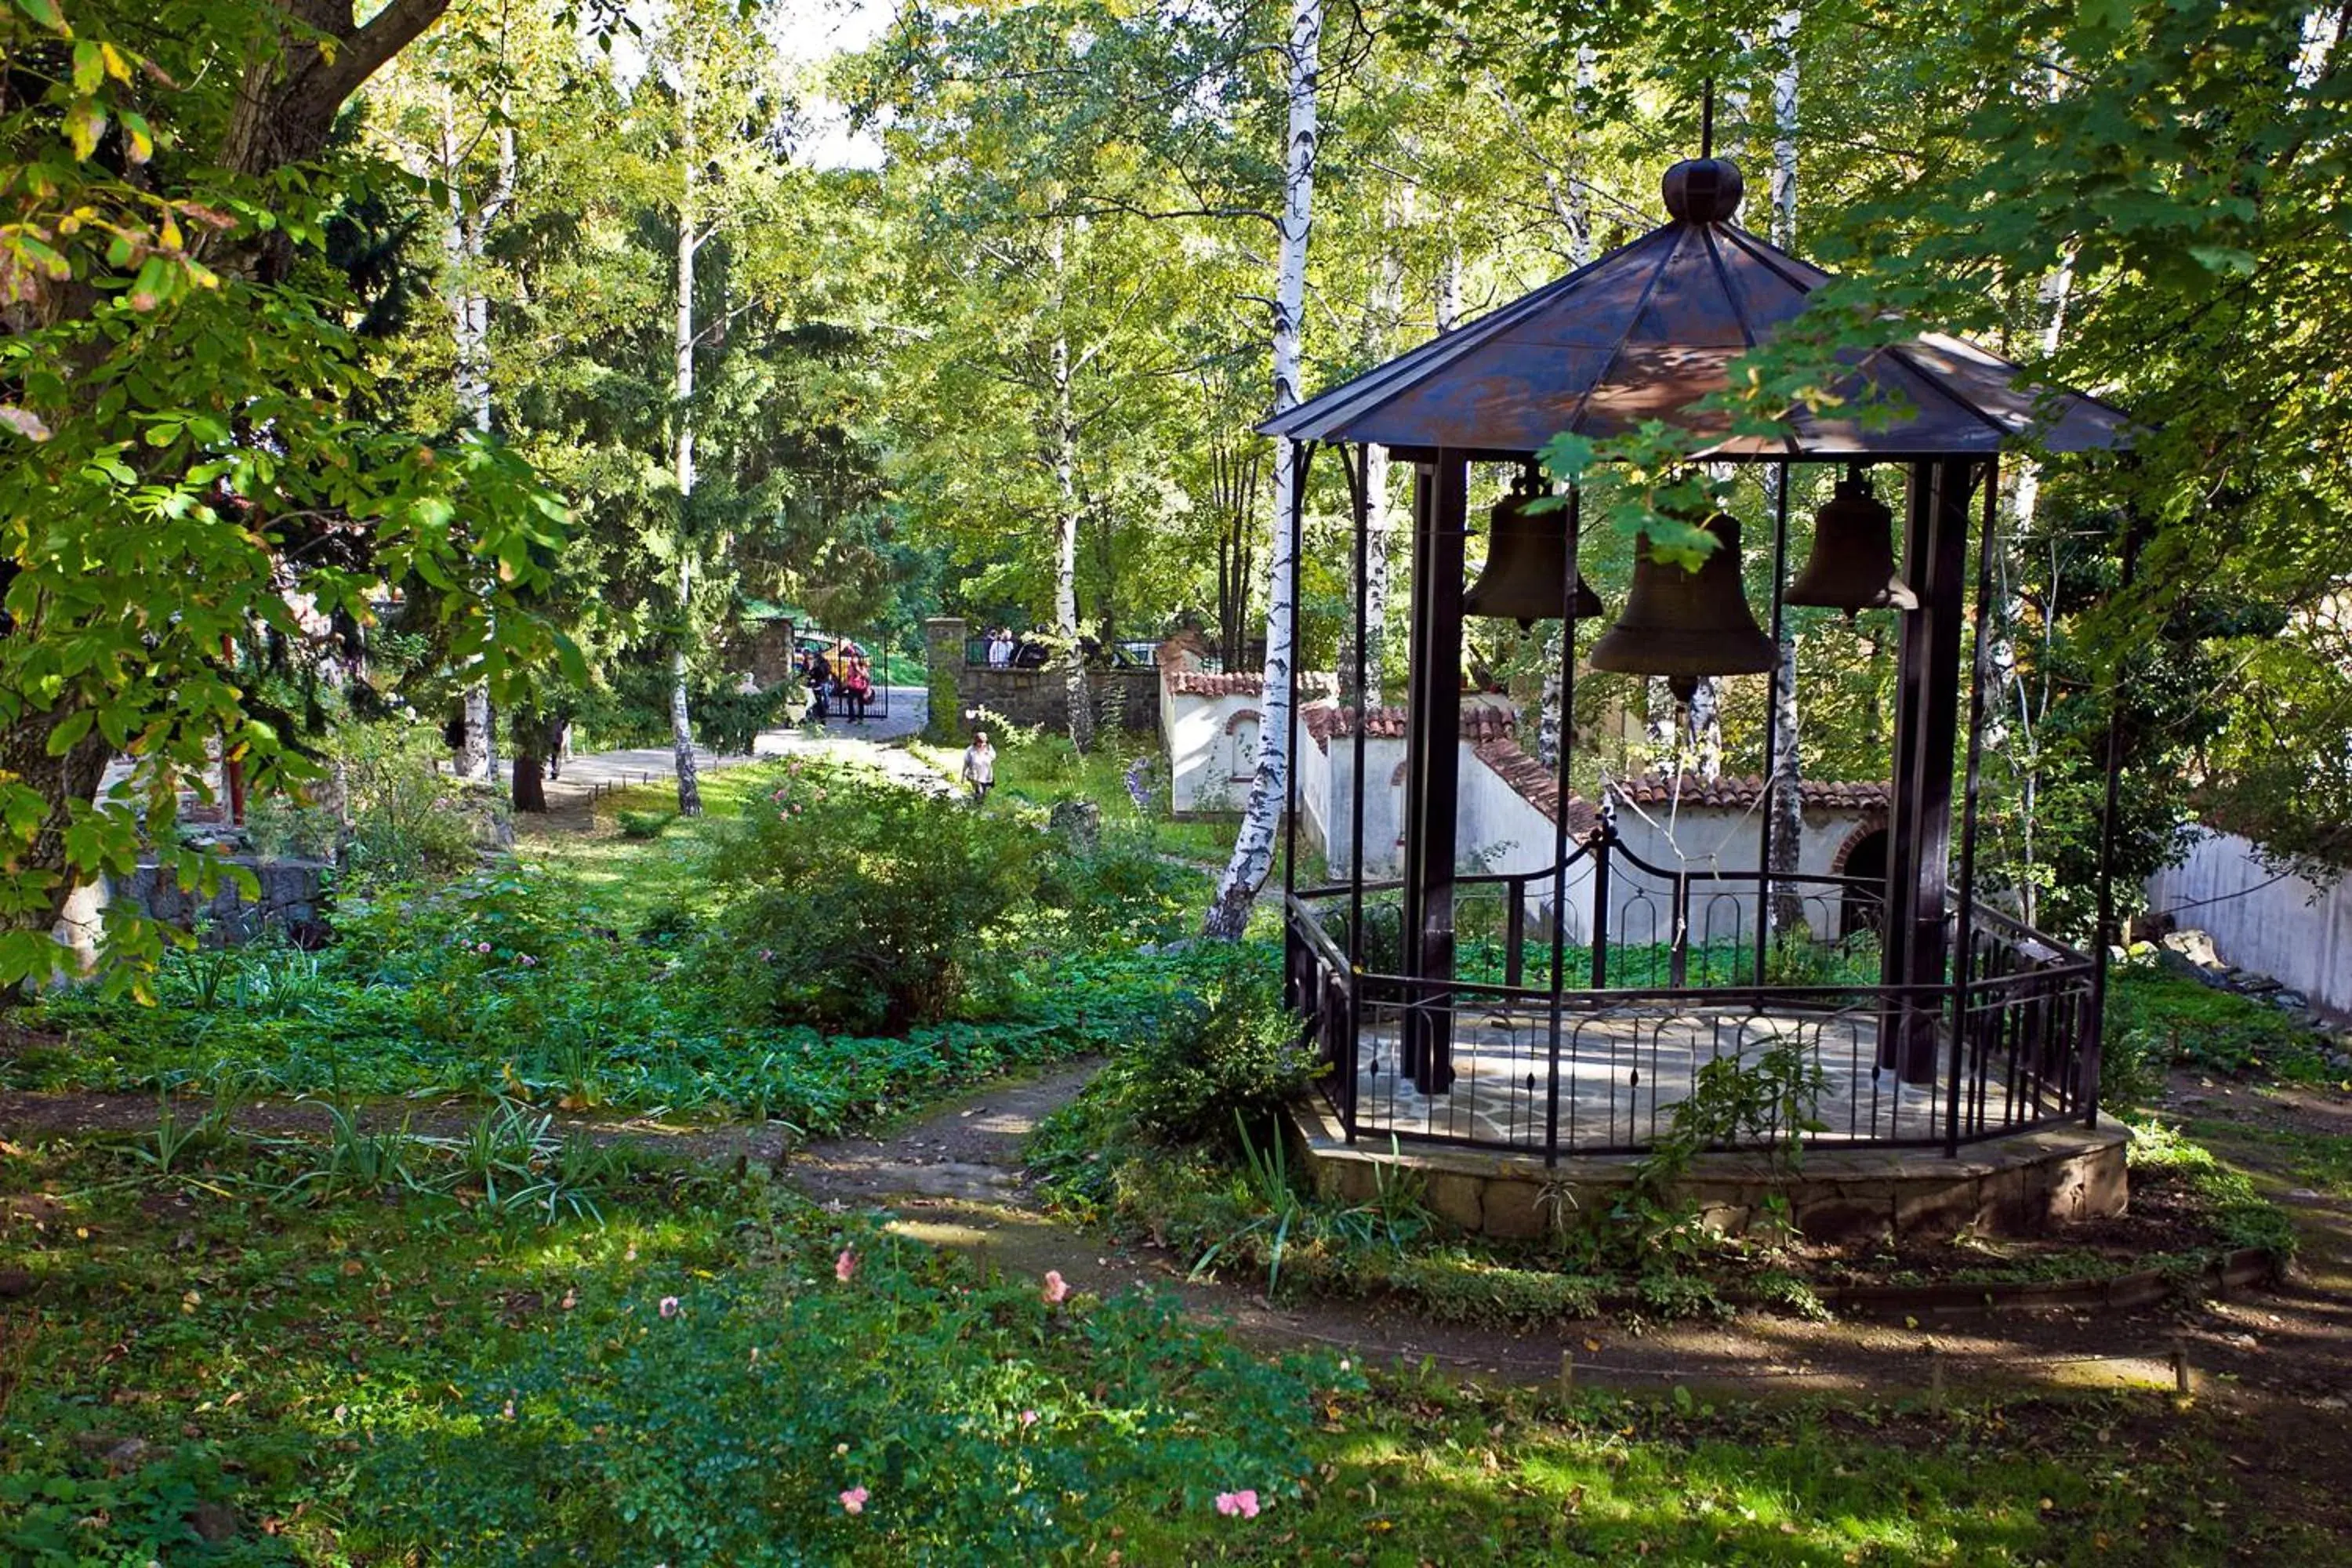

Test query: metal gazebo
[1261,158,2133,1162]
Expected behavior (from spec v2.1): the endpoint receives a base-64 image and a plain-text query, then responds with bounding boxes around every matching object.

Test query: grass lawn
[5,1130,2332,1566]
[905,731,1242,865]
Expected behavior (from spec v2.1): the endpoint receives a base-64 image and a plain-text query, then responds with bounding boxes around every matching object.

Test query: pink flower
[520,954,536,967]
[840,1485,868,1515]
[658,1296,681,1319]
[835,1249,857,1283]
[1214,1490,1261,1519]
[475,941,492,953]
[1019,1410,1038,1428]
[759,949,775,962]
[1041,1270,1069,1305]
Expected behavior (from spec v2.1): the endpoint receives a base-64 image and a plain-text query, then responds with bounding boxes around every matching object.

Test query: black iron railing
[1287,826,2096,1160]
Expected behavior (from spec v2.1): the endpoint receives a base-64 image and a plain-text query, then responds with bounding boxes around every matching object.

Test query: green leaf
[43,708,94,756]
[11,0,66,34]
[71,39,102,96]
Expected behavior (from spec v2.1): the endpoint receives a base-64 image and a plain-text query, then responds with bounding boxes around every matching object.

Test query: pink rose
[840,1485,868,1515]
[1040,1270,1069,1305]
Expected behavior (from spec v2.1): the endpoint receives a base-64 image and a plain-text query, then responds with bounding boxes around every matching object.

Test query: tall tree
[1204,0,1324,938]
[1,0,568,985]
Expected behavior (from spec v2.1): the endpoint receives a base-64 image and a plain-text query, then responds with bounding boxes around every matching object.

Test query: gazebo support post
[1400,451,1468,1094]
[1882,457,1977,1083]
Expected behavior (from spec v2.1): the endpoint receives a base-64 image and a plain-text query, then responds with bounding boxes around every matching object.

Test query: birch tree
[1763,9,1807,938]
[1204,0,1324,939]
[634,0,793,815]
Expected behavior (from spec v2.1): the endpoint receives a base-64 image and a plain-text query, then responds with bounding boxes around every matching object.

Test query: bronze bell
[1787,469,1918,614]
[1588,514,1777,680]
[1461,474,1606,629]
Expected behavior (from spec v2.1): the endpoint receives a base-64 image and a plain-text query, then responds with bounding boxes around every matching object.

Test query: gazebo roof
[1261,159,2131,461]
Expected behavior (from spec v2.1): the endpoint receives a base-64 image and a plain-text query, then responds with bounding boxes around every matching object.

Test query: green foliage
[1076,940,1315,1147]
[710,760,1039,1032]
[2126,1117,2299,1261]
[616,808,677,840]
[2106,964,2332,1094]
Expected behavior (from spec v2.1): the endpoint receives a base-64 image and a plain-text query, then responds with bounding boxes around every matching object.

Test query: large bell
[1787,469,1918,613]
[1588,514,1777,681]
[1461,474,1606,629]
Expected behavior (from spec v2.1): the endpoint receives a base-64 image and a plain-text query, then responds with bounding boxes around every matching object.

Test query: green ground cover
[4,1131,2328,1566]
[8,757,1211,1136]
[906,731,1242,864]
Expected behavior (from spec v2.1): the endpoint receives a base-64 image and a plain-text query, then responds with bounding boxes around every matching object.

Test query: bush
[616,808,676,840]
[1071,942,1316,1149]
[711,760,1039,1033]
[1034,829,1203,947]
[336,722,506,884]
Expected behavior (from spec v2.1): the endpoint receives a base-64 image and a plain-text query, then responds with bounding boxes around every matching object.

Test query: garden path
[6,1058,2350,1513]
[532,684,946,823]
[788,1064,2349,1388]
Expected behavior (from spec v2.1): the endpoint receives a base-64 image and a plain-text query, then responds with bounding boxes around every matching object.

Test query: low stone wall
[922,617,1157,740]
[1290,1097,2129,1244]
[57,857,332,955]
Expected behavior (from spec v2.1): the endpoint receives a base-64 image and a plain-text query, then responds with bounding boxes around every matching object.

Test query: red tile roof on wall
[1606,773,1891,812]
[1471,739,1606,837]
[1164,668,1340,697]
[1302,702,1519,749]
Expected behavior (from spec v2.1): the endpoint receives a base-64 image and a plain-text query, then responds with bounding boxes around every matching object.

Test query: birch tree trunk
[439,92,514,784]
[1765,9,1806,939]
[1689,678,1723,782]
[1204,0,1322,939]
[1357,234,1403,708]
[1535,108,1595,772]
[1049,223,1093,753]
[1991,61,2079,924]
[670,80,705,818]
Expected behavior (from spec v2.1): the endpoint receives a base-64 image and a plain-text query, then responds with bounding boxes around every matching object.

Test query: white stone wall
[1307,735,1408,879]
[1455,742,1599,942]
[2145,829,2352,1014]
[1604,793,1876,944]
[1164,690,1263,815]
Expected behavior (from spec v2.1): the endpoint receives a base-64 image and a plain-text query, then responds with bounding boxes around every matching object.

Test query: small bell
[1787,468,1918,614]
[1588,514,1777,680]
[1462,471,1606,630]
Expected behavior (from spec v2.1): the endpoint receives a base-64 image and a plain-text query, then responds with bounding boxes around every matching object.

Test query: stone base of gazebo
[1287,1094,2129,1244]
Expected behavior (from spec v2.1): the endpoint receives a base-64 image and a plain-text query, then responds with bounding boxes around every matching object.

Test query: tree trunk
[511,745,546,813]
[1049,223,1093,753]
[1350,233,1402,710]
[1766,10,1806,940]
[1205,0,1322,940]
[1689,677,1723,783]
[670,82,704,818]
[1646,678,1678,771]
[0,711,112,970]
[454,684,491,779]
[219,1,454,184]
[436,89,514,785]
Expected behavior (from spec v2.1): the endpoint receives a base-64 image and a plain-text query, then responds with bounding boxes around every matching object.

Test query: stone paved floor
[1345,1007,2027,1151]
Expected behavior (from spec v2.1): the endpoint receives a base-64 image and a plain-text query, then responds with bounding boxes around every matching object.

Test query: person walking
[960,729,996,806]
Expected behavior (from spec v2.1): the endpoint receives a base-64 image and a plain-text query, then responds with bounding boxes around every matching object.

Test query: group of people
[981,626,1050,669]
[799,638,875,724]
